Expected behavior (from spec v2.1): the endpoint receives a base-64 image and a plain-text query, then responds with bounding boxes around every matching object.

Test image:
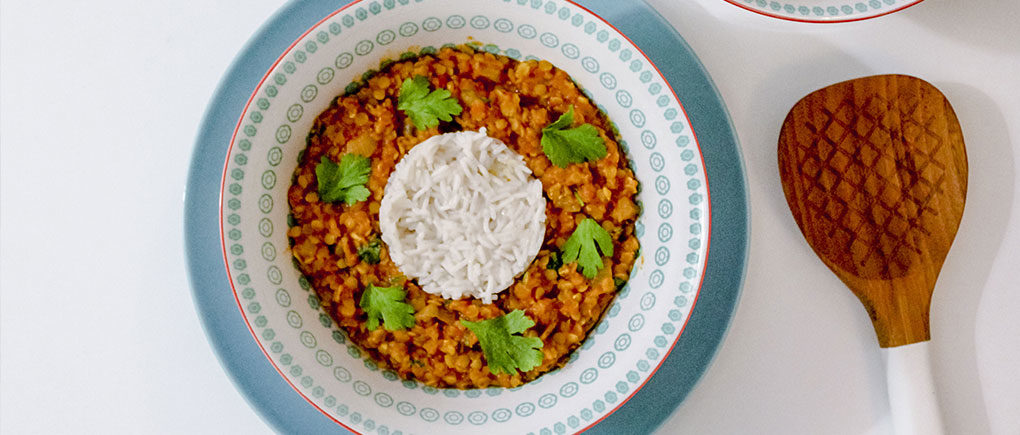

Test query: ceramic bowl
[219,0,709,433]
[722,0,924,22]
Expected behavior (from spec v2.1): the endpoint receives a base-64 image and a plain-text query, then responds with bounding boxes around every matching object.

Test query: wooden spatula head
[778,75,967,347]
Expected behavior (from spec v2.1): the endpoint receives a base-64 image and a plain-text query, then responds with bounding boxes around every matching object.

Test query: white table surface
[1,1,1017,434]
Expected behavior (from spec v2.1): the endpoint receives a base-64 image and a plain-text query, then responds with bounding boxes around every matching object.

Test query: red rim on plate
[186,0,748,433]
[220,0,710,432]
[722,0,925,23]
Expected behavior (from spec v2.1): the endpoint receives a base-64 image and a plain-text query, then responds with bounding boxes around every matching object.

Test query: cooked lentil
[287,45,640,389]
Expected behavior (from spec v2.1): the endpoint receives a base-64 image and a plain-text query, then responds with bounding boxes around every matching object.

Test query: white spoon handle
[884,341,945,435]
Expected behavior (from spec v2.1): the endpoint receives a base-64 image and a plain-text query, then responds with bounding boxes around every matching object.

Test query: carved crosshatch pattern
[777,75,967,347]
[789,91,950,279]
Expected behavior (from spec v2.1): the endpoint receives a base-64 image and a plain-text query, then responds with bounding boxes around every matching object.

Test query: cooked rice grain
[379,129,546,303]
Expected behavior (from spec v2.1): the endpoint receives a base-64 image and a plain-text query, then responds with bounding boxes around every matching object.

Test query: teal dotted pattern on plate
[734,0,910,19]
[221,0,709,432]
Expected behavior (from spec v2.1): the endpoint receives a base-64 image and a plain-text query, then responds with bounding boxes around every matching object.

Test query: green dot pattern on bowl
[219,0,709,433]
[732,0,916,21]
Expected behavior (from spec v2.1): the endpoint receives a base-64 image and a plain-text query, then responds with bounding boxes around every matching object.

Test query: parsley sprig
[562,218,614,279]
[357,239,382,264]
[540,106,607,168]
[315,154,371,205]
[461,310,544,375]
[359,284,416,331]
[397,76,462,130]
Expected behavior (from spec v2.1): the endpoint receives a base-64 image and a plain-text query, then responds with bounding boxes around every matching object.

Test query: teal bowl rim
[184,0,749,433]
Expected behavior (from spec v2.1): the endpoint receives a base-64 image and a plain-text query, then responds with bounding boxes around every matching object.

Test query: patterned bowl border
[218,0,710,434]
[722,0,924,23]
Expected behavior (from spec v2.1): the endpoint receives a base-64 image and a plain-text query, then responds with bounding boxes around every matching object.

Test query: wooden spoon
[777,74,967,435]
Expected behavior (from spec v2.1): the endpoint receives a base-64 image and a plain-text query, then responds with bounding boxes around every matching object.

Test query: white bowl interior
[220,1,709,433]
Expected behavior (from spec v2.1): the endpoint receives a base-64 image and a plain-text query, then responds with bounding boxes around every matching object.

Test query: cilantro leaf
[561,218,614,279]
[357,238,382,264]
[546,251,563,271]
[315,154,372,205]
[461,310,544,375]
[397,76,463,130]
[540,106,607,168]
[359,284,416,331]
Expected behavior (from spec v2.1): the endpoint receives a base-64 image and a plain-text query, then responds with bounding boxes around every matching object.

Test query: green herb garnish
[561,218,614,279]
[397,76,463,130]
[357,239,382,264]
[461,310,544,375]
[540,106,607,168]
[573,189,586,207]
[315,154,371,205]
[546,251,563,271]
[359,284,416,331]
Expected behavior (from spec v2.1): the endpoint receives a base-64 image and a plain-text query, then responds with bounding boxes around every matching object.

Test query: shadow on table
[927,81,1014,435]
[908,0,1020,56]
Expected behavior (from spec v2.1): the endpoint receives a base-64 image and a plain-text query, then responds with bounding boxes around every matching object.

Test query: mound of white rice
[379,129,547,303]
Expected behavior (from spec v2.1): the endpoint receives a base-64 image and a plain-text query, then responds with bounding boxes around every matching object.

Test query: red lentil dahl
[287,45,640,389]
